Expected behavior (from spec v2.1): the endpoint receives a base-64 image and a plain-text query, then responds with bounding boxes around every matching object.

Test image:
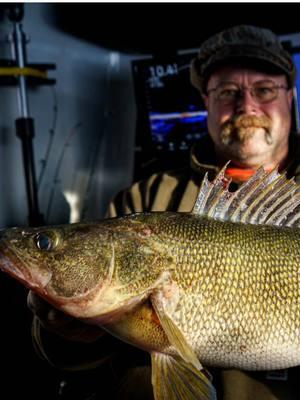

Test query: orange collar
[225,167,273,183]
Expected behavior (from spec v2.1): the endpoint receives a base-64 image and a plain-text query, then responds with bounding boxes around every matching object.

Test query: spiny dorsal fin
[192,165,300,228]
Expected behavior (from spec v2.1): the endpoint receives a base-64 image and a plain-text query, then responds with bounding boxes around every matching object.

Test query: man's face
[203,65,294,168]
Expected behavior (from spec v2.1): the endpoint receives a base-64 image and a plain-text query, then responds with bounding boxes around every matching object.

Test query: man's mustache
[221,114,272,145]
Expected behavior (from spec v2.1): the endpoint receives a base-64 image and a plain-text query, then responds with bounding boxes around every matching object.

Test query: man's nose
[235,89,258,114]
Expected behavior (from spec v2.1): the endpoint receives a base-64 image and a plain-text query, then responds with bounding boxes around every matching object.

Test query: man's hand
[27,290,105,343]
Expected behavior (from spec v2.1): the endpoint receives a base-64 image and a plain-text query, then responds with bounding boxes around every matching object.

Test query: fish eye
[35,232,58,251]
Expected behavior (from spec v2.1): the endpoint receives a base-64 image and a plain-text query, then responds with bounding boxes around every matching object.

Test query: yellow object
[0,67,47,79]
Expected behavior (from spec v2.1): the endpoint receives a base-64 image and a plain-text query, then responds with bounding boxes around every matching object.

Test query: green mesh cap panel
[190,25,296,94]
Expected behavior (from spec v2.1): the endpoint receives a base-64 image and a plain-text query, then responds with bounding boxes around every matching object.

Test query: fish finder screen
[132,53,208,152]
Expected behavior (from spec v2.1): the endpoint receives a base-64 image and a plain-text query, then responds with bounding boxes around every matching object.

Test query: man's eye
[219,89,238,98]
[256,87,275,96]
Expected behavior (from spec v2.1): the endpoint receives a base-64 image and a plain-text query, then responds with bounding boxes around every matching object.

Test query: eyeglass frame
[206,79,289,105]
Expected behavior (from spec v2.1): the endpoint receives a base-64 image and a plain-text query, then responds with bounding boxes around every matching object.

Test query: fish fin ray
[151,288,201,371]
[192,163,231,216]
[248,174,290,224]
[151,352,216,400]
[192,163,300,227]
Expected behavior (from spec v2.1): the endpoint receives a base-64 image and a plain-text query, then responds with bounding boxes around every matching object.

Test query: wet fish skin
[1,213,300,371]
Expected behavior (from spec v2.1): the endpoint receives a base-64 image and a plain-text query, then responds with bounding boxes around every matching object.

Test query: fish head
[0,218,172,324]
[0,223,118,318]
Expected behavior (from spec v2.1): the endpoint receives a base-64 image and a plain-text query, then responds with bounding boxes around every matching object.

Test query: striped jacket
[109,134,300,217]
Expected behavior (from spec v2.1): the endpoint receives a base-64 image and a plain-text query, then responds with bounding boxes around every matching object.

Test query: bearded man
[30,25,300,400]
[107,25,299,216]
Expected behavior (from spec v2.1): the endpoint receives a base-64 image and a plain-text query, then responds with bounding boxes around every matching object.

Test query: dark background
[46,3,300,54]
[0,3,298,55]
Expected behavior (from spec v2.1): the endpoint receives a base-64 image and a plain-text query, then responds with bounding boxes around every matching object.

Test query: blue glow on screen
[293,53,300,129]
[150,111,207,150]
[293,53,300,92]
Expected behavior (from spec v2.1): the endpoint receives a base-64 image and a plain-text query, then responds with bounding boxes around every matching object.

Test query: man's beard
[220,114,273,145]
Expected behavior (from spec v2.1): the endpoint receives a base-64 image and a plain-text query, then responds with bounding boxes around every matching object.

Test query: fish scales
[127,213,300,370]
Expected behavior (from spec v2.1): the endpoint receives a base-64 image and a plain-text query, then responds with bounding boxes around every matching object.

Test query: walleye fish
[1,166,300,400]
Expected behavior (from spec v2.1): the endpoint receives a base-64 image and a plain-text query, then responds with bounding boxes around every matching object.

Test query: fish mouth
[0,243,52,292]
[0,245,28,282]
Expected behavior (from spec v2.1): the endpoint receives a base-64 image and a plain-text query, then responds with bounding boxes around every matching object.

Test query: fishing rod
[5,4,56,226]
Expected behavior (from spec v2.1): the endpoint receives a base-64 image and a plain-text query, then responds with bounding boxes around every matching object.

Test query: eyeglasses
[207,80,289,105]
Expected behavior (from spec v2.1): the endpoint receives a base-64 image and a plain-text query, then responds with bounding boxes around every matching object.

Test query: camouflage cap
[190,25,296,95]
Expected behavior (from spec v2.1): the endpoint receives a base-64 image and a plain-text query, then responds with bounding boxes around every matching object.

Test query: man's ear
[287,88,294,110]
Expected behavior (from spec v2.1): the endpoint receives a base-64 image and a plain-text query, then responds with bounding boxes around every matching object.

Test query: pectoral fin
[151,285,201,370]
[151,352,216,400]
